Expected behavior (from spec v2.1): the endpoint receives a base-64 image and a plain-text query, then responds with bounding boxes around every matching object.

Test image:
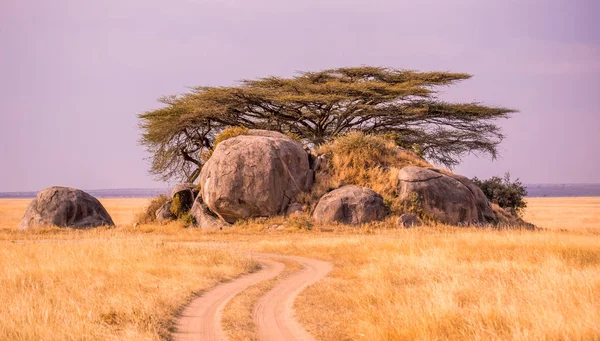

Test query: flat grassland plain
[0,197,599,341]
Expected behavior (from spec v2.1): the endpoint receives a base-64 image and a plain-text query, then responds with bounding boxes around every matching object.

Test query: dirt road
[254,255,333,341]
[173,253,332,341]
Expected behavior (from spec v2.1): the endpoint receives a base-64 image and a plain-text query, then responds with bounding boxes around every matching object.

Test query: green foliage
[135,194,169,224]
[181,213,197,226]
[170,194,183,218]
[472,173,527,216]
[140,66,517,182]
[400,192,438,223]
[404,192,423,216]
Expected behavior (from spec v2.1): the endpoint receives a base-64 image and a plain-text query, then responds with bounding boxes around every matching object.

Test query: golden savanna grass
[0,198,258,341]
[259,231,600,340]
[0,196,599,340]
[523,197,600,232]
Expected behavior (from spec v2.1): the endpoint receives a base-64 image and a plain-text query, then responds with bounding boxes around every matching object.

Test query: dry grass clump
[0,238,257,341]
[213,126,249,148]
[200,126,251,162]
[299,131,432,213]
[134,195,169,225]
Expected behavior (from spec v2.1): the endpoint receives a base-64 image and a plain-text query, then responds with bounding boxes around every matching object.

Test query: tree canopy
[139,66,516,182]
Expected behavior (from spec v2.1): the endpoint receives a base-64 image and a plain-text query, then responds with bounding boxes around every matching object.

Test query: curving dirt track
[172,253,332,341]
[173,258,284,341]
[254,255,333,341]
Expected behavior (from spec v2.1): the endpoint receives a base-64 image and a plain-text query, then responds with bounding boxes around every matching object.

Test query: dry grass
[0,197,599,340]
[524,197,600,232]
[0,239,257,341]
[253,231,600,341]
[0,199,258,341]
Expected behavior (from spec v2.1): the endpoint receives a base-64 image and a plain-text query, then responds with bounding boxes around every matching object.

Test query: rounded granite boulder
[19,186,114,229]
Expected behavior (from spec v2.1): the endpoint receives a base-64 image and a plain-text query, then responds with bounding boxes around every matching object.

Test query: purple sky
[1,0,599,192]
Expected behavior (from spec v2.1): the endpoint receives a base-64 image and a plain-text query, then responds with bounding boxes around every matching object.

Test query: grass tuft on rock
[214,126,250,148]
[298,132,433,215]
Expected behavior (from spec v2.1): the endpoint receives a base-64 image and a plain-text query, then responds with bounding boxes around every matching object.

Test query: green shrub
[170,194,184,218]
[181,213,197,226]
[472,173,527,216]
[135,194,169,224]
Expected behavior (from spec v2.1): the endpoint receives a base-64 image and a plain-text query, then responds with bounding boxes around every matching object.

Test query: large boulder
[447,173,495,222]
[199,129,310,223]
[313,185,387,225]
[19,186,114,229]
[397,167,495,225]
[189,195,229,229]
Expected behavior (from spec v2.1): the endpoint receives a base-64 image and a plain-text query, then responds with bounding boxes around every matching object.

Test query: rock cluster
[19,129,529,230]
[153,131,523,228]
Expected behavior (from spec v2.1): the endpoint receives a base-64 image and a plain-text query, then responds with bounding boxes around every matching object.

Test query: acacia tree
[139,66,516,182]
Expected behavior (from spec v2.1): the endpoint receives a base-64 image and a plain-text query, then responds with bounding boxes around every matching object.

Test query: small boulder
[199,129,309,223]
[304,169,315,190]
[313,185,387,225]
[286,203,304,216]
[397,213,422,228]
[19,186,114,229]
[171,183,198,214]
[155,200,175,222]
[312,154,328,172]
[189,195,229,229]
